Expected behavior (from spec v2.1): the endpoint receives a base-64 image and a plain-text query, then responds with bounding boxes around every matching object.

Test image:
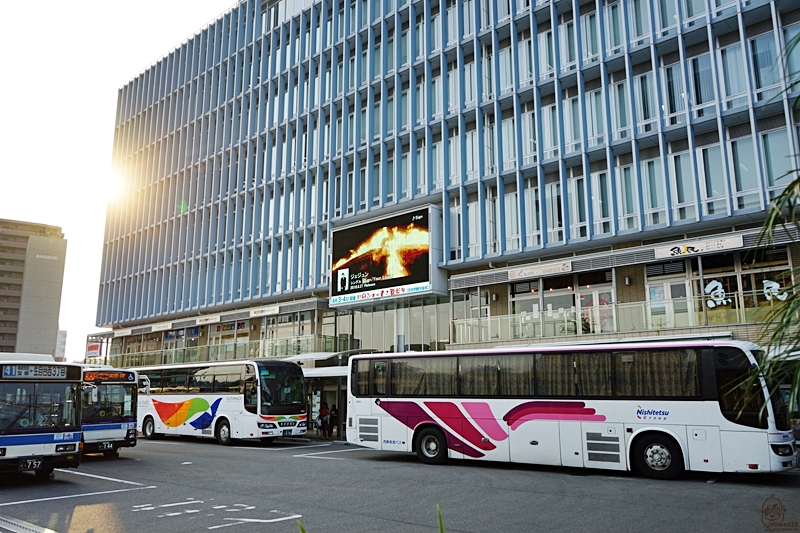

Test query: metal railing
[92,291,787,367]
[452,291,783,344]
[97,335,356,368]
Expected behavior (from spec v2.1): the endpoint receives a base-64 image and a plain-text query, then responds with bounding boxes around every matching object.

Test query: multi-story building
[55,329,67,361]
[0,218,67,355]
[95,0,800,368]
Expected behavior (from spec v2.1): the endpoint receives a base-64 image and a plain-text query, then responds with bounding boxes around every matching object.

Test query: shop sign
[654,236,743,259]
[508,261,572,281]
[250,306,280,317]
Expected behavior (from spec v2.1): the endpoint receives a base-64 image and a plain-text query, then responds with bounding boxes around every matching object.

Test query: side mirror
[91,387,98,403]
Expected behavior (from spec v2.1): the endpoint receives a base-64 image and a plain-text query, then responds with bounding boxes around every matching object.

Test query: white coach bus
[0,354,83,479]
[346,340,797,479]
[137,359,307,445]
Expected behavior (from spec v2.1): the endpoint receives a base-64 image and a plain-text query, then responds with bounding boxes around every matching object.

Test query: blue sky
[0,0,237,360]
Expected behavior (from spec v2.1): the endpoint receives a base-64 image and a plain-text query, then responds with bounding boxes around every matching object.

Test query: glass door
[647,280,693,329]
[578,289,615,333]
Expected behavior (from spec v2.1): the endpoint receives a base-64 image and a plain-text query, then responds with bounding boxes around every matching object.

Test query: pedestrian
[329,404,339,438]
[318,402,330,440]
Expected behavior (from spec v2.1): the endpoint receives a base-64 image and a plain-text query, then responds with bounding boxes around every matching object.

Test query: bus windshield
[0,382,78,431]
[257,363,305,412]
[82,383,136,421]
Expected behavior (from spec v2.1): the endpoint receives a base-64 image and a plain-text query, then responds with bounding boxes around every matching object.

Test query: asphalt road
[1,437,798,533]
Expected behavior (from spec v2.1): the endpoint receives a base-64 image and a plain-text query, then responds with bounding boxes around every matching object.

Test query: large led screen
[330,208,430,305]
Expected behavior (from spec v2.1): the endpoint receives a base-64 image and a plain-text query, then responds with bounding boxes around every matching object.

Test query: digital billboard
[330,207,432,305]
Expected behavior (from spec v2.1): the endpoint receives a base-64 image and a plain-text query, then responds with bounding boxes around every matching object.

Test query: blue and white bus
[0,354,82,480]
[81,365,138,457]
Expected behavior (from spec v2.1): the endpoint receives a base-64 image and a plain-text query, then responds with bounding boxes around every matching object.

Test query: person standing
[329,404,339,438]
[318,402,330,440]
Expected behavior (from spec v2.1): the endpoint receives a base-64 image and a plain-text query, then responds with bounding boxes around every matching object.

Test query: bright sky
[0,0,237,361]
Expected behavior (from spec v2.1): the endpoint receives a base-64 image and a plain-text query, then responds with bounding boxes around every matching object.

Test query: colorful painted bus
[0,354,82,480]
[346,340,797,479]
[136,359,307,445]
[81,366,138,457]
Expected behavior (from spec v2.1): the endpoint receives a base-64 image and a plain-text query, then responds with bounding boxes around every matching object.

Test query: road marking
[182,462,193,465]
[54,469,144,486]
[0,515,58,533]
[293,448,370,460]
[0,486,157,507]
[138,441,187,446]
[236,443,331,451]
[134,498,205,513]
[207,512,302,529]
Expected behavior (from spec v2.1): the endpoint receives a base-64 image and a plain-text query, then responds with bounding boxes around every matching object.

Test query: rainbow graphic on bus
[153,398,223,429]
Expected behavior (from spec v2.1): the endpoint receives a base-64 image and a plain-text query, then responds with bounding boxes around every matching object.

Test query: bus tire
[216,419,232,446]
[142,416,157,440]
[415,427,448,465]
[633,433,684,480]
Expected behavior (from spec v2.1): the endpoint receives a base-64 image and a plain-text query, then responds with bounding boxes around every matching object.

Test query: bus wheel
[260,437,276,445]
[416,427,448,465]
[35,468,54,481]
[216,420,232,446]
[142,416,157,440]
[633,434,684,480]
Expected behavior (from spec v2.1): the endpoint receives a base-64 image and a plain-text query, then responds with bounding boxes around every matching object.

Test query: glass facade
[98,0,800,360]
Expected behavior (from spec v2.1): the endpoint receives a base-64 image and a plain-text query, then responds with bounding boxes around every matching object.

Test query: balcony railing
[91,291,788,367]
[452,291,785,344]
[97,335,354,368]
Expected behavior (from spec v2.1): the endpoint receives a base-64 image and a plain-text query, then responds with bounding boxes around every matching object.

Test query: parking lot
[1,437,799,533]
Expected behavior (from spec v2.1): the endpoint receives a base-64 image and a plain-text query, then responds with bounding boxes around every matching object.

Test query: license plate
[19,458,43,471]
[283,429,292,437]
[98,442,113,451]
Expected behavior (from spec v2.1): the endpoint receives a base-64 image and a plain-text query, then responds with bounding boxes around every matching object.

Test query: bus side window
[355,360,370,396]
[372,360,387,396]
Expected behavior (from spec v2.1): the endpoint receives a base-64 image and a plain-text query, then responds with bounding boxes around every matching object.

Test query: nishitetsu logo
[636,405,670,421]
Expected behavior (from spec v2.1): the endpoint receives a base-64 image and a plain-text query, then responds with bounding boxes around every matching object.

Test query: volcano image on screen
[331,209,430,295]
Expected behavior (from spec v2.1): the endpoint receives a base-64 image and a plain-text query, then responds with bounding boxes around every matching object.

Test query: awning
[301,366,348,378]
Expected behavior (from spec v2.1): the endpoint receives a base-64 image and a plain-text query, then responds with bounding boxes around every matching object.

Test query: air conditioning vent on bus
[717,352,730,366]
[358,417,379,442]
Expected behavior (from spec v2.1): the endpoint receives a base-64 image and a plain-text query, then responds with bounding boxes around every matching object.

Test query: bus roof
[134,358,302,372]
[348,339,759,359]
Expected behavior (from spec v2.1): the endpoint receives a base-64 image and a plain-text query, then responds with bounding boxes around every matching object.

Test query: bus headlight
[771,443,795,457]
[258,422,277,429]
[127,429,137,439]
[56,444,77,453]
[298,421,307,428]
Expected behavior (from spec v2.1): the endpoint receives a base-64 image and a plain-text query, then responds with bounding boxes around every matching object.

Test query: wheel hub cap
[645,444,671,470]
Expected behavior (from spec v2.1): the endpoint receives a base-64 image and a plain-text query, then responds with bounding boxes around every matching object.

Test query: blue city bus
[0,354,82,480]
[81,366,138,457]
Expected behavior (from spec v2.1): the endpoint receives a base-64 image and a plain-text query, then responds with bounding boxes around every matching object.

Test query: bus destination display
[2,365,68,379]
[84,371,136,383]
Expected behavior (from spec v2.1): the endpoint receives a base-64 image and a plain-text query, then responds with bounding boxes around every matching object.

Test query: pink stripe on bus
[461,402,508,441]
